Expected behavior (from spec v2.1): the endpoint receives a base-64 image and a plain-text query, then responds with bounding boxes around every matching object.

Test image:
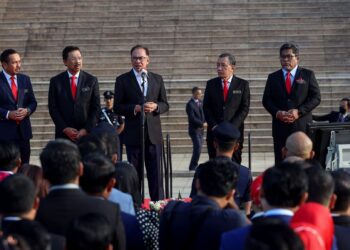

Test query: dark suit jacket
[333,215,350,250]
[262,67,321,138]
[203,76,250,131]
[159,195,246,250]
[48,70,100,138]
[186,98,205,130]
[114,70,169,146]
[313,111,350,123]
[36,188,126,250]
[0,71,37,141]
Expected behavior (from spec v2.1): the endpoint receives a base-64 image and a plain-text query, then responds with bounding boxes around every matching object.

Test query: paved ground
[31,152,274,199]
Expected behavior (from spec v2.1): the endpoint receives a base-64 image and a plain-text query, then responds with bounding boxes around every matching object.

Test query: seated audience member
[220,161,308,250]
[0,174,63,250]
[304,163,335,207]
[313,97,350,123]
[0,141,21,181]
[66,213,113,250]
[17,164,49,199]
[80,154,144,250]
[115,161,159,250]
[330,170,350,250]
[291,202,334,250]
[190,122,252,215]
[282,131,315,161]
[160,158,247,250]
[36,139,126,250]
[77,134,135,215]
[245,217,304,250]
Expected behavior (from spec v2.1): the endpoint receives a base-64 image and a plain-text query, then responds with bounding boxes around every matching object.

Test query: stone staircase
[0,0,349,157]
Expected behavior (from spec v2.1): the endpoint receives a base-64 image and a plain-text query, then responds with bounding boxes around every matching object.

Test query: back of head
[40,139,81,185]
[80,153,115,195]
[304,163,334,206]
[284,132,313,160]
[245,217,304,250]
[331,170,350,213]
[2,220,50,250]
[0,141,20,172]
[77,134,105,159]
[213,122,240,153]
[66,213,112,250]
[0,174,36,216]
[17,164,48,199]
[197,158,238,197]
[263,162,308,208]
[115,161,141,208]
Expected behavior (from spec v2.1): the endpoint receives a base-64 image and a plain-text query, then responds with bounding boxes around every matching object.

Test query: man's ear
[77,162,84,177]
[281,147,288,159]
[310,150,315,160]
[33,197,40,210]
[226,189,235,201]
[195,178,201,192]
[299,192,309,206]
[107,178,116,193]
[233,142,240,153]
[329,193,337,210]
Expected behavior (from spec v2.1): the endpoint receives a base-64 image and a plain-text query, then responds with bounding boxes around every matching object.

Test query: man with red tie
[48,46,100,141]
[0,49,37,164]
[203,53,250,164]
[263,43,321,163]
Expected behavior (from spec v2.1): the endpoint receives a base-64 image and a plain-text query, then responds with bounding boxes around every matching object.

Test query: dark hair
[191,87,200,94]
[40,139,81,185]
[218,53,236,65]
[0,174,36,216]
[130,45,149,56]
[80,153,116,194]
[0,49,18,63]
[17,164,49,199]
[214,138,238,153]
[77,134,106,159]
[2,220,50,250]
[264,162,308,208]
[280,42,299,56]
[0,141,20,172]
[62,46,81,61]
[115,161,142,208]
[304,164,334,206]
[90,125,120,160]
[245,217,304,250]
[197,158,238,197]
[66,213,113,250]
[331,170,350,212]
[341,97,350,108]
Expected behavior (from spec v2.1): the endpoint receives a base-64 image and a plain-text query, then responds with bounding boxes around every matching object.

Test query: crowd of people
[0,41,349,250]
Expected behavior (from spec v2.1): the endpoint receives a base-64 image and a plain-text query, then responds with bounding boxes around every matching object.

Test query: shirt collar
[282,65,298,78]
[67,70,80,79]
[221,75,233,84]
[49,183,80,192]
[2,70,15,82]
[0,170,14,174]
[264,208,294,217]
[133,68,148,78]
[3,216,22,221]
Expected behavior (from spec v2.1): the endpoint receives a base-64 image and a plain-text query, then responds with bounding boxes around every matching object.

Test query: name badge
[232,90,242,94]
[81,87,90,92]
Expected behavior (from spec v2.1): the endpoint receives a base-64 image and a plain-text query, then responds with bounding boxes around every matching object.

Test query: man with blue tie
[263,42,321,163]
[186,87,206,171]
[0,49,37,164]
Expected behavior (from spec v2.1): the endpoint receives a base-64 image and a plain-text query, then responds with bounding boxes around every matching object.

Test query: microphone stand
[140,74,146,201]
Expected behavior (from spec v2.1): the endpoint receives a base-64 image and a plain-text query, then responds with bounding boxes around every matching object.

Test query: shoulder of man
[232,75,249,84]
[207,77,221,85]
[115,70,133,82]
[80,70,97,81]
[50,71,67,82]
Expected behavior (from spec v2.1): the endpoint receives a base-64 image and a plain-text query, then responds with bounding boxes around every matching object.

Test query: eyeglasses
[280,54,297,60]
[132,56,148,61]
[216,63,230,69]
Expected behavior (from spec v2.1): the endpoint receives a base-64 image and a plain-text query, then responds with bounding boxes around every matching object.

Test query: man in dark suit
[330,170,350,250]
[114,45,169,201]
[203,53,250,164]
[263,42,321,163]
[220,161,309,250]
[36,139,126,250]
[159,158,247,250]
[0,49,37,164]
[48,46,100,141]
[186,87,206,171]
[313,97,350,123]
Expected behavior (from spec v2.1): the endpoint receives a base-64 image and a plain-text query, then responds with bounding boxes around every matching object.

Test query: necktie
[71,75,77,100]
[223,79,228,102]
[285,72,291,95]
[10,76,18,101]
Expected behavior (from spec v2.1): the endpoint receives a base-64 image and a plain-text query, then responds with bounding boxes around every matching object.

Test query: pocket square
[295,77,305,84]
[232,90,242,94]
[81,87,90,92]
[24,89,29,93]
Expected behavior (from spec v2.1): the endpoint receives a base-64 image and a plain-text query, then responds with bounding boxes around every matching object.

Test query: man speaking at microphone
[114,45,169,201]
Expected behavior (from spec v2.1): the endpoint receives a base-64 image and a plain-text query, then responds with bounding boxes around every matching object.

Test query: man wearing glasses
[263,43,321,163]
[114,45,169,201]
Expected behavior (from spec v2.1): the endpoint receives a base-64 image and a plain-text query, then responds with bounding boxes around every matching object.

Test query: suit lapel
[145,72,155,100]
[226,76,237,103]
[0,71,17,105]
[64,72,75,102]
[278,69,289,97]
[76,71,85,100]
[17,75,24,107]
[130,70,143,98]
[291,67,301,93]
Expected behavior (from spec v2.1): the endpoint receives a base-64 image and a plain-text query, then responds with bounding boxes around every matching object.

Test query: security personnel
[99,90,125,134]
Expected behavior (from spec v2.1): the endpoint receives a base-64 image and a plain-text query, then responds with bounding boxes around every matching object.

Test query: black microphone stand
[140,73,146,201]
